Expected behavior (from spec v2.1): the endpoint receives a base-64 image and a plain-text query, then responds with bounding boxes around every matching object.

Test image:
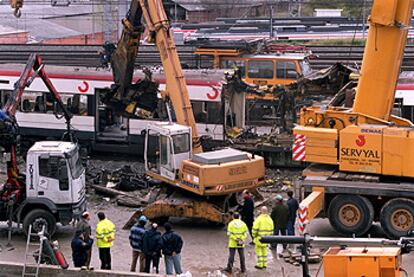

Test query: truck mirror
[141,129,147,136]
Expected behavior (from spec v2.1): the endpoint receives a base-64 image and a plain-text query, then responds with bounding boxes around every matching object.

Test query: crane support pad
[298,187,325,234]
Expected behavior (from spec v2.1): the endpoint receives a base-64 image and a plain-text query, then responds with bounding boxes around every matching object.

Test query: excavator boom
[139,0,201,153]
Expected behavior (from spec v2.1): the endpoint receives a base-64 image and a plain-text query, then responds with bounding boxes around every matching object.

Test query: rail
[1,44,414,71]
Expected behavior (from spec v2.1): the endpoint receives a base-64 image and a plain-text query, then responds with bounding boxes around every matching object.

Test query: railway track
[1,44,414,71]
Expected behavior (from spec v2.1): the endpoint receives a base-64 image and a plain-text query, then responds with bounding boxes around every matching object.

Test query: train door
[95,89,129,143]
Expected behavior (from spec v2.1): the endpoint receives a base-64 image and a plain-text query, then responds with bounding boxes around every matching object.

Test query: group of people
[70,190,298,274]
[70,210,183,275]
[129,215,183,275]
[225,190,299,273]
[71,211,115,270]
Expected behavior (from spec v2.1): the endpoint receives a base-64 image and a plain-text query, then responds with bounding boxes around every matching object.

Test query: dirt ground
[1,159,414,276]
[1,199,414,277]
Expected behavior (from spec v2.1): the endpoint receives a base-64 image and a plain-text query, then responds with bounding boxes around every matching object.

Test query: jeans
[98,248,111,270]
[165,253,183,275]
[287,218,295,236]
[226,248,246,272]
[144,254,160,273]
[130,250,145,272]
[271,227,287,250]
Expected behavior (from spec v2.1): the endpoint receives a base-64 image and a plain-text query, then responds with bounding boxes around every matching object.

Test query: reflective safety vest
[96,218,115,248]
[252,214,274,247]
[227,218,248,248]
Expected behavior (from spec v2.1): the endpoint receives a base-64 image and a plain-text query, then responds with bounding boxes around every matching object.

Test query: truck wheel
[23,209,56,237]
[328,195,374,236]
[380,198,414,239]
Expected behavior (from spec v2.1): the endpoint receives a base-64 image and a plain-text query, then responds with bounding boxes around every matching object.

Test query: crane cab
[144,122,192,181]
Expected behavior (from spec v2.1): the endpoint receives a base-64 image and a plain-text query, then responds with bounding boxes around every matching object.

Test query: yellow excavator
[108,0,265,224]
[294,0,414,239]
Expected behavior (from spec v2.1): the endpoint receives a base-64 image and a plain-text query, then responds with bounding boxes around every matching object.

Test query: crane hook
[13,8,21,18]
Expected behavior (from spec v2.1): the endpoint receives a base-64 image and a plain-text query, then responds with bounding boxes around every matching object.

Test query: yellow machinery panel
[324,247,401,277]
[339,125,385,174]
[293,126,338,165]
[181,155,265,196]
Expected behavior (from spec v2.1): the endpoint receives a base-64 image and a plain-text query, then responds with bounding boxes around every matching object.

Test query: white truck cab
[144,122,192,181]
[18,141,86,235]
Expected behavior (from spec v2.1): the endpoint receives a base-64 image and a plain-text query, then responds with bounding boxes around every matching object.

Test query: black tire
[380,198,414,239]
[328,195,374,236]
[23,209,56,237]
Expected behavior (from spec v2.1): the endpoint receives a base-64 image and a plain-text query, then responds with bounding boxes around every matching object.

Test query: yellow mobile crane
[108,0,265,223]
[294,0,414,239]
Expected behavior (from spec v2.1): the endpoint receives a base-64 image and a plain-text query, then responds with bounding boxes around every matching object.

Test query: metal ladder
[22,225,45,277]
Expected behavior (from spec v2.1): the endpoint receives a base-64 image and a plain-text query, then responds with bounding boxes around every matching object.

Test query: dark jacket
[142,228,163,257]
[129,224,146,251]
[71,236,93,267]
[240,197,254,224]
[162,230,183,256]
[287,197,299,221]
[76,218,92,240]
[271,203,289,229]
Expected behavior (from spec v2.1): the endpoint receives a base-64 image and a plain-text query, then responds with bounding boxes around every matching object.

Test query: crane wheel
[328,195,374,236]
[23,209,56,237]
[380,198,414,239]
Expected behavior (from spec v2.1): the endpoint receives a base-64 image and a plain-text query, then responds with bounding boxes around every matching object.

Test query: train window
[247,60,274,79]
[221,59,246,77]
[192,101,223,124]
[19,91,89,116]
[192,101,207,123]
[276,61,298,79]
[206,102,223,124]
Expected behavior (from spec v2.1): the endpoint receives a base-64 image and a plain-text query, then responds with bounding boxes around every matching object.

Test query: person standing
[287,190,299,236]
[252,206,274,270]
[129,215,148,272]
[76,211,93,268]
[71,230,93,268]
[162,222,183,275]
[240,190,254,238]
[142,223,163,273]
[95,212,115,270]
[224,212,247,274]
[270,195,289,251]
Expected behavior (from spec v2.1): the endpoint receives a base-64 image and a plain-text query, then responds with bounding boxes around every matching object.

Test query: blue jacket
[162,230,183,256]
[71,237,93,267]
[129,224,146,251]
[142,228,163,256]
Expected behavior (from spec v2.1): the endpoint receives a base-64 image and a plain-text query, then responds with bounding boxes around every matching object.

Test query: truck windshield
[68,150,83,179]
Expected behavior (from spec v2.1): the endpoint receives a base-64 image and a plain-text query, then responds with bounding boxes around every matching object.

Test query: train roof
[0,64,225,85]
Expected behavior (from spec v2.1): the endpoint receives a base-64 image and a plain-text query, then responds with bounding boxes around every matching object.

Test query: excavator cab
[144,122,191,181]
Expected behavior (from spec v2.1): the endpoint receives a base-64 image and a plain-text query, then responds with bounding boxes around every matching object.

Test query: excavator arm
[139,0,201,153]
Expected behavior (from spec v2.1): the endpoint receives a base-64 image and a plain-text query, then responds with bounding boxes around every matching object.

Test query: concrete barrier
[0,261,166,277]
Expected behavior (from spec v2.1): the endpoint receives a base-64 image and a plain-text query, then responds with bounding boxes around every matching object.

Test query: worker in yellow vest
[96,212,115,270]
[224,212,248,273]
[252,206,274,270]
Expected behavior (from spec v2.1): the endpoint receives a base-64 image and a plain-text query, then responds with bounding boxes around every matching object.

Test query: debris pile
[279,248,322,266]
[86,159,164,209]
